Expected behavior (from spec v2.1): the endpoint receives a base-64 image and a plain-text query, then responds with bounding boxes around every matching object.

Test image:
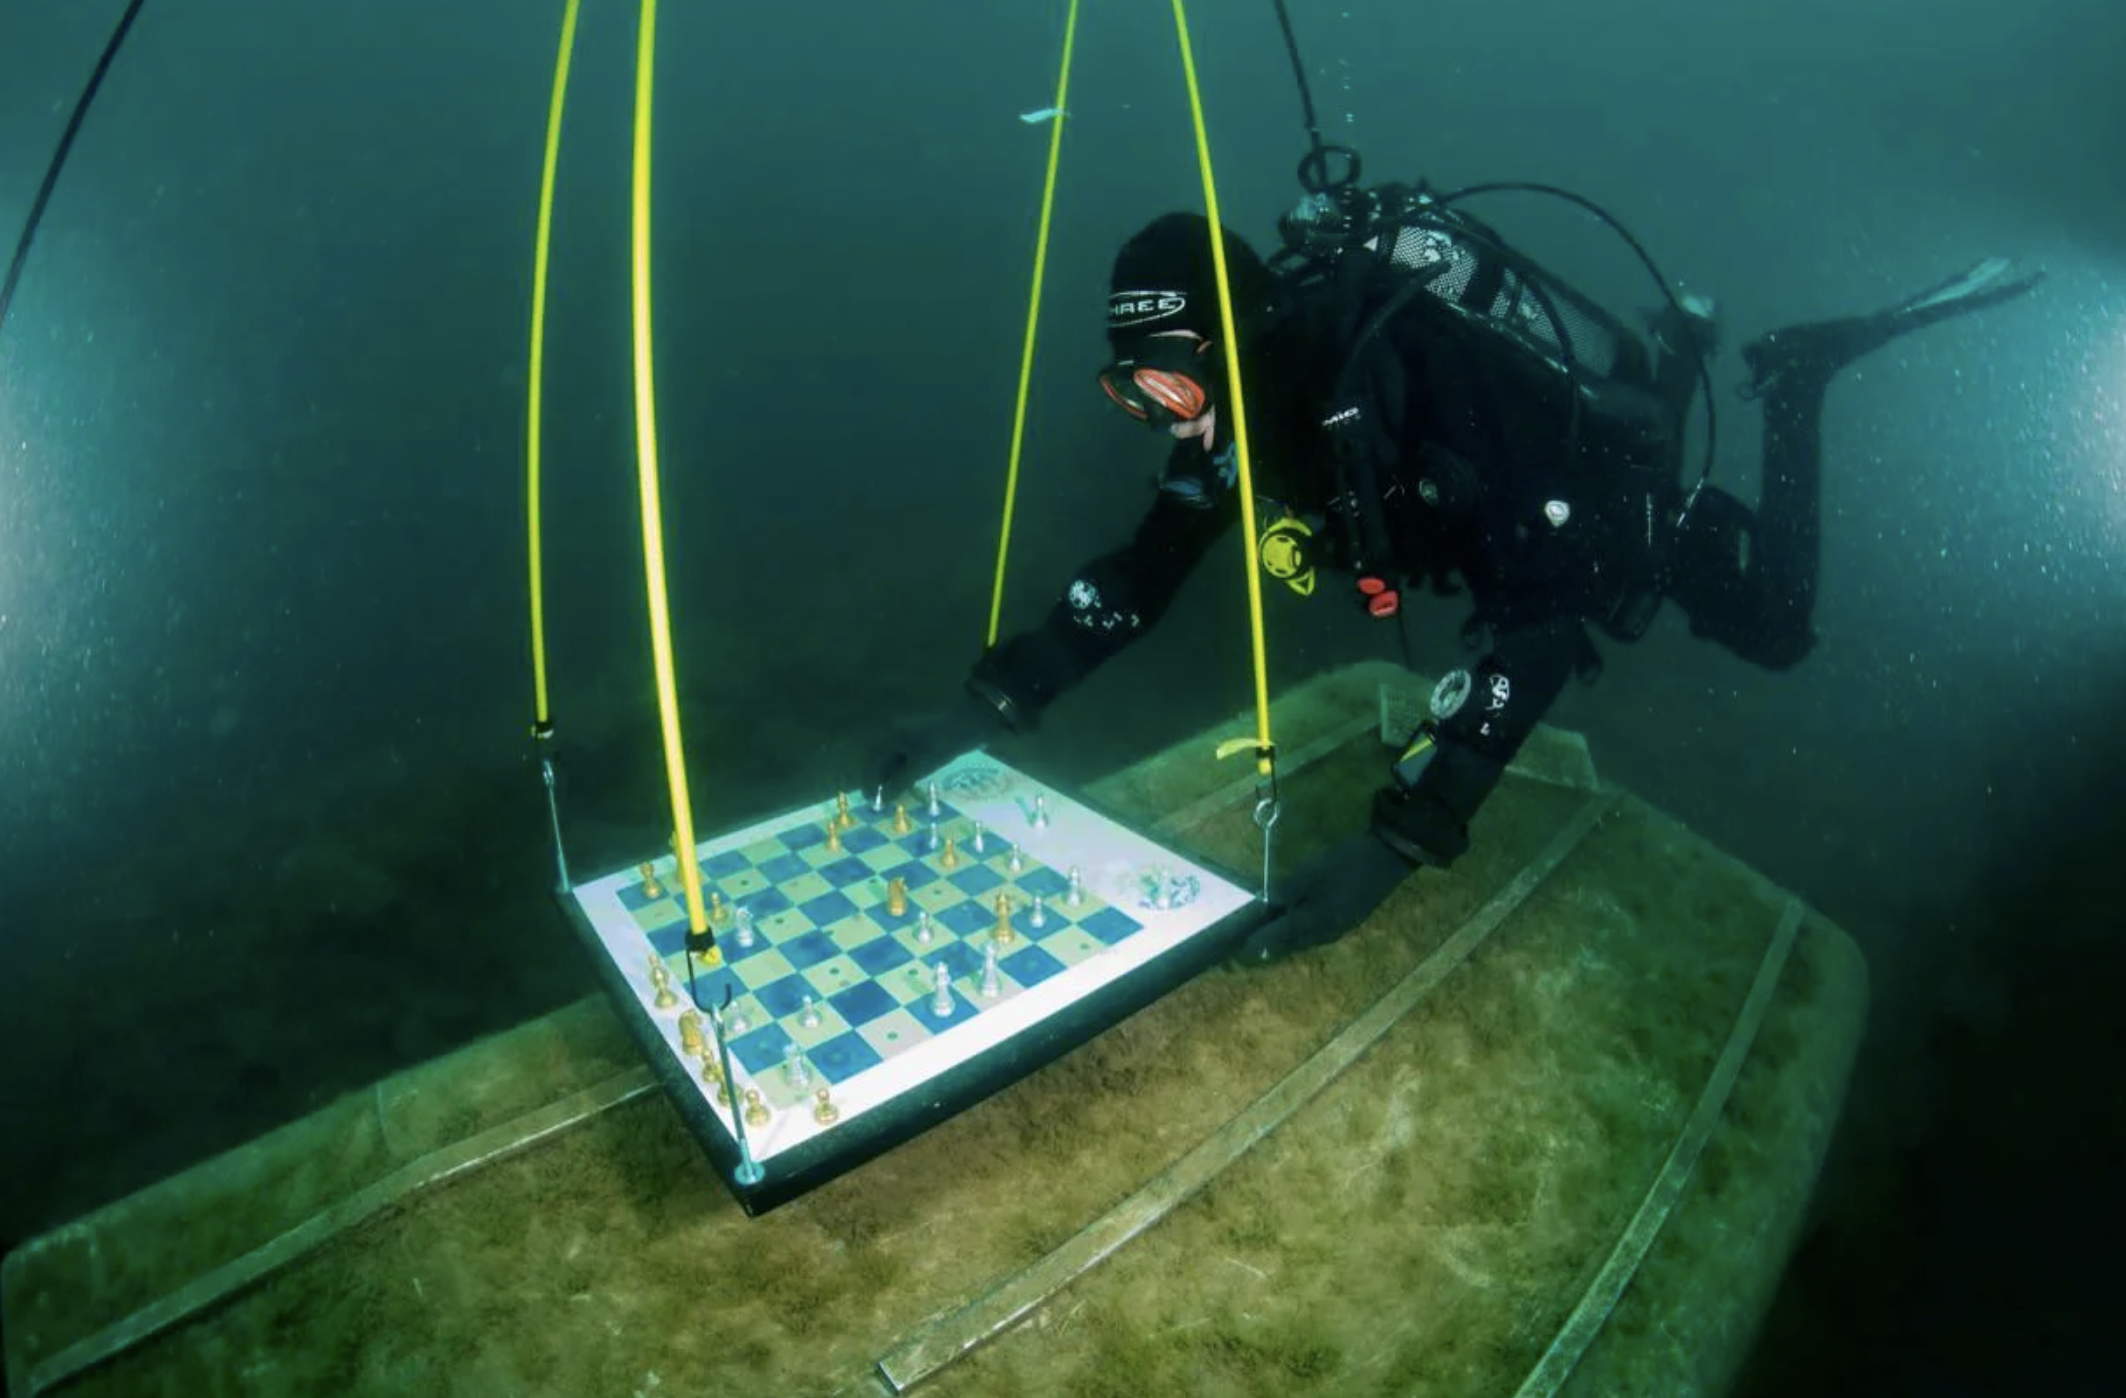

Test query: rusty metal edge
[1510,896,1808,1398]
[874,790,1619,1393]
[11,1066,657,1397]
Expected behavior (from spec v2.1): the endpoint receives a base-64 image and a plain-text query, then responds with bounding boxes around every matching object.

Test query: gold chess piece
[886,876,908,917]
[835,791,856,830]
[637,862,664,899]
[701,1055,729,1103]
[813,1087,840,1126]
[892,802,912,834]
[677,1011,706,1058]
[992,892,1015,945]
[826,821,843,855]
[707,890,730,927]
[940,836,961,869]
[647,957,679,1009]
[743,1088,770,1128]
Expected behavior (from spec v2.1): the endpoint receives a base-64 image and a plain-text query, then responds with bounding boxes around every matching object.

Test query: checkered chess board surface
[570,755,1253,1162]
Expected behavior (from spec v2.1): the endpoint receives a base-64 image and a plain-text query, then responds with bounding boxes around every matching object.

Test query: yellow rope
[985,0,1081,649]
[626,0,708,936]
[1170,0,1277,779]
[524,0,584,732]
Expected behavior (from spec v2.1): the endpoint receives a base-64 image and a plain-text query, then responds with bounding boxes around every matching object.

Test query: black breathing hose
[0,0,152,345]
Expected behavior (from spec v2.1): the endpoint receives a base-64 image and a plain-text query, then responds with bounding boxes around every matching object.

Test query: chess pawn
[743,1088,770,1127]
[893,802,912,835]
[980,941,1001,999]
[940,836,960,869]
[825,821,842,855]
[813,1087,840,1126]
[835,791,855,830]
[1066,865,1085,907]
[638,862,664,899]
[702,1054,729,1102]
[707,890,730,927]
[1031,793,1050,829]
[1007,843,1025,874]
[971,821,987,854]
[783,1042,812,1090]
[930,962,954,1018]
[1030,895,1048,930]
[926,781,942,818]
[915,909,934,944]
[647,957,678,1009]
[734,906,758,950]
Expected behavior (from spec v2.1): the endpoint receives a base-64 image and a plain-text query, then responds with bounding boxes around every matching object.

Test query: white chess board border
[570,752,1254,1162]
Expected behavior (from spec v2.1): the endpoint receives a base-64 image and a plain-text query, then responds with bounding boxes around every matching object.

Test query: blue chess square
[828,979,896,1026]
[718,928,776,964]
[729,1021,795,1075]
[798,890,859,926]
[938,900,994,939]
[645,918,690,958]
[702,850,749,876]
[1081,907,1144,945]
[781,931,839,969]
[948,865,1004,897]
[678,963,742,1007]
[841,826,888,854]
[753,973,815,1019]
[1017,865,1070,900]
[1000,944,1067,988]
[809,1031,884,1082]
[741,888,792,918]
[907,986,973,1033]
[849,935,913,976]
[756,853,807,883]
[935,940,983,981]
[881,861,939,891]
[779,824,829,851]
[815,856,874,888]
[896,832,937,858]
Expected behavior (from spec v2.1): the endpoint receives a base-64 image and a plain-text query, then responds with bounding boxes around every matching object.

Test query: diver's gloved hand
[866,690,1009,801]
[1232,833,1419,966]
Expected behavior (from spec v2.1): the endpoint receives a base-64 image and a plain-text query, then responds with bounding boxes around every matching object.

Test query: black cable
[1271,0,1325,165]
[0,0,151,345]
[1434,179,1719,495]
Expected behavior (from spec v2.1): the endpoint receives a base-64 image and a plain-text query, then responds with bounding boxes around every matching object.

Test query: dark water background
[3,0,2122,1392]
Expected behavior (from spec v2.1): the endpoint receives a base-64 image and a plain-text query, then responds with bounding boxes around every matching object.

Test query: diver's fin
[1742,258,2043,399]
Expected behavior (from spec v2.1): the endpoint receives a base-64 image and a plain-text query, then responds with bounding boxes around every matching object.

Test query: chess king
[869,186,2037,963]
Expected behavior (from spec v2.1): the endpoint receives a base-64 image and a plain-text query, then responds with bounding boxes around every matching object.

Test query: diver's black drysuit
[966,229,1880,867]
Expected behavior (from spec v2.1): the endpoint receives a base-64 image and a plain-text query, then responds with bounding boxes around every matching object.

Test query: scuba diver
[866,174,2040,964]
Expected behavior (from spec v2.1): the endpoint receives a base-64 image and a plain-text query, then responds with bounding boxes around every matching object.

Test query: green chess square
[628,897,678,933]
[783,998,850,1049]
[757,905,815,940]
[890,926,954,963]
[740,838,784,864]
[734,948,797,985]
[911,880,963,913]
[802,953,866,996]
[887,956,940,1003]
[1042,927,1105,964]
[827,917,887,953]
[858,1006,931,1056]
[858,844,905,872]
[717,868,769,898]
[782,871,832,905]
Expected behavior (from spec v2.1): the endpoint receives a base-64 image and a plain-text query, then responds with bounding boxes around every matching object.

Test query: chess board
[565,752,1262,1212]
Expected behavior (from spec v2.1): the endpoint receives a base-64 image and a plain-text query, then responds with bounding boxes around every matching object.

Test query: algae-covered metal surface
[1,662,1867,1398]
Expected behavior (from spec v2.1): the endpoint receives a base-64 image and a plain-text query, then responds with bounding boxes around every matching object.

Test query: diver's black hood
[1106,212,1283,358]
